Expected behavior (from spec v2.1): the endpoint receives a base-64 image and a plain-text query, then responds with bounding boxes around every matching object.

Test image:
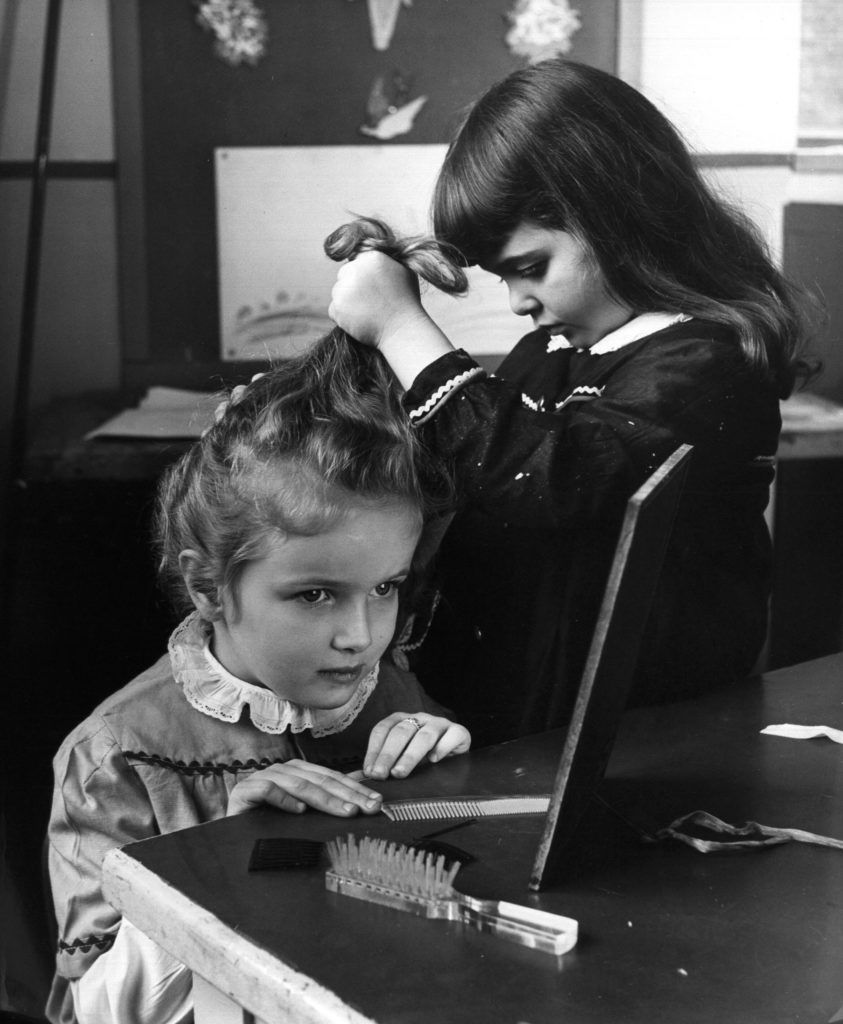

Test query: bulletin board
[110,0,619,389]
[215,144,530,362]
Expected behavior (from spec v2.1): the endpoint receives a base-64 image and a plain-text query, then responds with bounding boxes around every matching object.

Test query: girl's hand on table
[363,713,471,780]
[226,759,383,817]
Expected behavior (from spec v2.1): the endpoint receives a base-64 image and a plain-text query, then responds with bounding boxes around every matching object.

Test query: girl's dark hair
[433,58,819,396]
[156,218,460,613]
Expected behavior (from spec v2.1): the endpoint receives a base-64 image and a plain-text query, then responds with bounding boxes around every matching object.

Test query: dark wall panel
[112,0,618,386]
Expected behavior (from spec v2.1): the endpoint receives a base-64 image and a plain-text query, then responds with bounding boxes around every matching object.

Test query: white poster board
[215,145,525,361]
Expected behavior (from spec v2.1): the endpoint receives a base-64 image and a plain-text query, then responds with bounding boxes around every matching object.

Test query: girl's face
[483,222,633,349]
[210,497,421,708]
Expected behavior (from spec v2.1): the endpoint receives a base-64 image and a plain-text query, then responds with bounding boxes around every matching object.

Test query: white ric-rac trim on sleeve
[521,393,545,412]
[408,366,485,425]
[555,385,605,411]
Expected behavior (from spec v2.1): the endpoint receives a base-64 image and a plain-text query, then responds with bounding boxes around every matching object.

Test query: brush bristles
[326,834,460,900]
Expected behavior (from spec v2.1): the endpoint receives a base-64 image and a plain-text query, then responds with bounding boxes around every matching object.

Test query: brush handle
[458,896,578,956]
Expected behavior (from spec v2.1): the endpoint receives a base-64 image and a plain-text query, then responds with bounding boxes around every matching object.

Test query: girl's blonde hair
[156,218,461,613]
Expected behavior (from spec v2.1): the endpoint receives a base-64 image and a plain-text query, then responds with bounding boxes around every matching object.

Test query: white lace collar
[168,612,379,737]
[547,312,692,355]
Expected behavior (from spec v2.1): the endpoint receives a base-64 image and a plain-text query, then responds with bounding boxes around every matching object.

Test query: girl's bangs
[434,143,513,266]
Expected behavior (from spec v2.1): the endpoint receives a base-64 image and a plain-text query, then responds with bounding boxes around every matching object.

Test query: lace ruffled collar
[168,612,379,737]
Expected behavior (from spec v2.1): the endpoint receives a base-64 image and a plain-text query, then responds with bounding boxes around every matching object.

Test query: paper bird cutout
[359,94,427,140]
[363,71,411,128]
[367,0,412,51]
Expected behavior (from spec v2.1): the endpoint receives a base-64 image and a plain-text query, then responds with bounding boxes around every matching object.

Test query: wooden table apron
[103,653,843,1024]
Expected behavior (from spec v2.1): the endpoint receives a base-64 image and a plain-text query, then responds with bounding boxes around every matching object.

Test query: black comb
[410,818,477,865]
[409,838,475,865]
[248,837,325,871]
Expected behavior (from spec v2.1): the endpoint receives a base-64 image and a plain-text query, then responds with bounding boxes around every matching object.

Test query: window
[798,0,843,145]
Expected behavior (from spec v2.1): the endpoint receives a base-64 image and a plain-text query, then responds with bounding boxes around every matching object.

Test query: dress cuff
[403,349,486,427]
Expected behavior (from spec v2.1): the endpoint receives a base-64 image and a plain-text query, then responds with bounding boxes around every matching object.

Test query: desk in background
[103,653,843,1024]
[771,392,843,668]
[20,388,843,681]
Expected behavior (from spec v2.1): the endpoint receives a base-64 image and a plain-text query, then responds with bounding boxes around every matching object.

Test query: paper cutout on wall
[360,94,428,139]
[195,0,268,66]
[367,0,412,50]
[363,72,410,126]
[505,0,581,64]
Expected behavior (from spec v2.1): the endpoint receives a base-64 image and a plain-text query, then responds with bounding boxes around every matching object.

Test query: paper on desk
[779,392,843,432]
[761,723,843,744]
[86,387,222,440]
[657,810,843,852]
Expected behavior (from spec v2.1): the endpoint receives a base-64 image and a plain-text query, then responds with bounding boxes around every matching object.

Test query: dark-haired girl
[329,58,817,748]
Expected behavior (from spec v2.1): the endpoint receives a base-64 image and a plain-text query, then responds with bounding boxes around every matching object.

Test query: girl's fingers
[429,725,472,763]
[227,761,382,818]
[226,778,307,816]
[329,252,423,347]
[364,713,405,759]
[280,761,383,813]
[363,714,423,778]
[208,379,260,432]
[364,715,464,779]
[390,720,471,776]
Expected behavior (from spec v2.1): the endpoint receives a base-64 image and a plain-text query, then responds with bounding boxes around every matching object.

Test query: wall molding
[0,160,116,179]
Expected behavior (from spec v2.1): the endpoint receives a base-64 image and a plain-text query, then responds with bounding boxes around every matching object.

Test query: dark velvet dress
[400,316,781,747]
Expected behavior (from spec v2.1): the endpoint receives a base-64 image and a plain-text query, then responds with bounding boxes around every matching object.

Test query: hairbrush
[381,794,550,822]
[325,834,577,956]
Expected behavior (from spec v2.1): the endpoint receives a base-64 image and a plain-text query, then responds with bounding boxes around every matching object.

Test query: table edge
[102,847,376,1024]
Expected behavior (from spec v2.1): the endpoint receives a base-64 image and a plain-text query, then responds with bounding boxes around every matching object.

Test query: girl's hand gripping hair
[326,217,466,389]
[362,712,471,781]
[226,759,384,818]
[330,251,428,351]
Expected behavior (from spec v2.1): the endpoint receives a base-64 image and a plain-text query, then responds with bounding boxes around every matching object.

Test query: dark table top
[104,652,843,1024]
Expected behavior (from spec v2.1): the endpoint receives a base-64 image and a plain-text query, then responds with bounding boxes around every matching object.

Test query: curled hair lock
[323,216,468,295]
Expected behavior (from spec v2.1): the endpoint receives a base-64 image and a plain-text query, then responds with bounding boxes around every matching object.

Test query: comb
[325,834,577,956]
[381,794,550,822]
